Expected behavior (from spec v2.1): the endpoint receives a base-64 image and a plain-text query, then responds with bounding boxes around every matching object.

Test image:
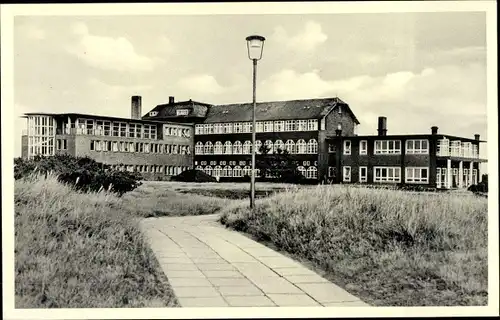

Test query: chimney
[377,116,387,136]
[474,134,480,141]
[431,126,438,135]
[169,96,175,104]
[131,96,142,119]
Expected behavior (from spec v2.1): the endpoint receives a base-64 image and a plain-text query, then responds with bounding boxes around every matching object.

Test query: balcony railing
[55,127,163,140]
[436,145,479,159]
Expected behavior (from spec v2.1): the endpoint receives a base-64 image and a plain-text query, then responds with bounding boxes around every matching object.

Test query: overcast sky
[13,12,487,160]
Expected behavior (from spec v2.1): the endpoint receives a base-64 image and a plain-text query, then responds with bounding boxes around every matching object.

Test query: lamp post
[246,34,266,209]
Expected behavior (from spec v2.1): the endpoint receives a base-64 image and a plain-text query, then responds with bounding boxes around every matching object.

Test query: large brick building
[21,96,194,180]
[21,94,486,188]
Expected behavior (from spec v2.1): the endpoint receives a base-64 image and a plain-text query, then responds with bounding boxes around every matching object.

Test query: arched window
[307,139,318,154]
[307,166,318,179]
[195,141,204,155]
[243,166,251,176]
[213,166,222,177]
[222,166,233,178]
[297,166,306,177]
[297,139,307,154]
[205,166,213,176]
[214,141,223,154]
[224,141,232,154]
[233,141,242,154]
[233,166,243,177]
[242,141,252,154]
[264,140,274,154]
[195,165,203,171]
[274,140,284,153]
[204,141,213,154]
[255,140,262,154]
[285,140,295,154]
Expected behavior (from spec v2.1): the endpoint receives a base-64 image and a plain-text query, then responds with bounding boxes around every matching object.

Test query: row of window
[195,139,319,155]
[436,167,478,188]
[195,165,318,179]
[90,140,191,155]
[341,166,430,184]
[437,139,479,158]
[110,164,190,175]
[196,160,318,167]
[194,119,319,135]
[27,136,55,157]
[338,139,429,155]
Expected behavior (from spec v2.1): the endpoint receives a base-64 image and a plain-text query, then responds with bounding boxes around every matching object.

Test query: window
[274,121,284,132]
[56,139,68,150]
[274,140,284,153]
[285,140,295,154]
[233,141,242,154]
[243,122,252,133]
[285,120,294,131]
[256,122,264,132]
[343,140,351,155]
[118,122,127,137]
[213,123,222,134]
[214,141,223,154]
[234,122,243,133]
[328,143,336,152]
[451,141,461,157]
[223,123,233,134]
[176,109,189,116]
[90,140,95,151]
[374,167,401,183]
[359,140,368,155]
[307,139,318,154]
[405,167,429,184]
[255,140,262,154]
[307,119,318,131]
[213,166,222,178]
[296,139,307,154]
[149,111,158,117]
[243,166,251,176]
[264,121,273,132]
[303,161,310,166]
[374,140,401,154]
[243,141,252,154]
[328,166,336,178]
[239,161,246,165]
[297,166,306,177]
[406,139,429,154]
[222,166,233,178]
[204,141,213,154]
[205,166,213,176]
[264,140,274,154]
[233,166,243,177]
[343,166,351,182]
[112,141,118,152]
[359,166,367,183]
[195,124,203,135]
[224,141,232,154]
[437,138,449,156]
[297,120,308,131]
[112,123,120,137]
[207,124,214,134]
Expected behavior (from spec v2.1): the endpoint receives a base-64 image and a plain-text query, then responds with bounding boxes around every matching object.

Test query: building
[20,96,194,180]
[326,117,487,189]
[144,96,360,182]
[20,94,486,188]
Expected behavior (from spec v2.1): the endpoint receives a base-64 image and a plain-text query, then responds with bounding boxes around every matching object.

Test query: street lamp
[246,34,265,209]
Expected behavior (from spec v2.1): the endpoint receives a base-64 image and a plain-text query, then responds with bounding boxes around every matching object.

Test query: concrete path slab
[140,214,370,308]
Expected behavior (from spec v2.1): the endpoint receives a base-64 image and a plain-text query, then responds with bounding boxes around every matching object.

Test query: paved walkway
[139,214,370,307]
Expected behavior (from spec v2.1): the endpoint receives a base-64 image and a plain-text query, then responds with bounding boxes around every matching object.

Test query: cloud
[67,22,160,72]
[87,78,152,98]
[21,25,46,40]
[273,21,327,52]
[177,74,227,95]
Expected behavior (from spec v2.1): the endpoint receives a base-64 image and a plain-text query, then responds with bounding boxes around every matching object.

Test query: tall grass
[15,174,178,308]
[220,185,488,306]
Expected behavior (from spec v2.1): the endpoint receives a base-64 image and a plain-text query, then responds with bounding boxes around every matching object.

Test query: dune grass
[220,185,488,306]
[15,174,178,308]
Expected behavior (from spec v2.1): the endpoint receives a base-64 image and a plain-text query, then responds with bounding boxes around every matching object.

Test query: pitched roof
[204,97,360,124]
[142,100,210,119]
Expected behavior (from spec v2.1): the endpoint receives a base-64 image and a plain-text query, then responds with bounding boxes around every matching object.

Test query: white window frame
[264,121,273,132]
[359,140,368,155]
[234,122,243,133]
[405,167,429,184]
[406,139,429,154]
[373,167,401,183]
[274,121,285,132]
[374,140,401,155]
[343,140,351,155]
[176,109,189,116]
[343,166,351,182]
[359,166,367,183]
[307,119,318,131]
[328,166,336,178]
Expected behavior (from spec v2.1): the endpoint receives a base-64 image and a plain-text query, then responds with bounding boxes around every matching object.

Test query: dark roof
[142,100,210,120]
[204,97,360,124]
[327,133,486,143]
[21,112,193,126]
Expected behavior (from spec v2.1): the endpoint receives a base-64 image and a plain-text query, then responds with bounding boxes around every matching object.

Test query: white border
[2,1,498,319]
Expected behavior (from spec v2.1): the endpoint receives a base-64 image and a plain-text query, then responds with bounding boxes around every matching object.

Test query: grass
[15,174,178,308]
[219,185,488,306]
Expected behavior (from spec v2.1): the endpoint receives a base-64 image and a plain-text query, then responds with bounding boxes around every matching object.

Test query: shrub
[171,169,217,183]
[14,155,141,196]
[468,182,488,193]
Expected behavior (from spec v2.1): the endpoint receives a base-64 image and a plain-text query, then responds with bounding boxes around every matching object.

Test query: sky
[13,12,488,161]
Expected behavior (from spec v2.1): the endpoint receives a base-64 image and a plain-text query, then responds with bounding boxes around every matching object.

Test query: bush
[14,155,141,196]
[171,169,217,183]
[468,182,488,193]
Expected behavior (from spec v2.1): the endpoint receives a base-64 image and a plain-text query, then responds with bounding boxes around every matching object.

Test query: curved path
[140,214,370,308]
